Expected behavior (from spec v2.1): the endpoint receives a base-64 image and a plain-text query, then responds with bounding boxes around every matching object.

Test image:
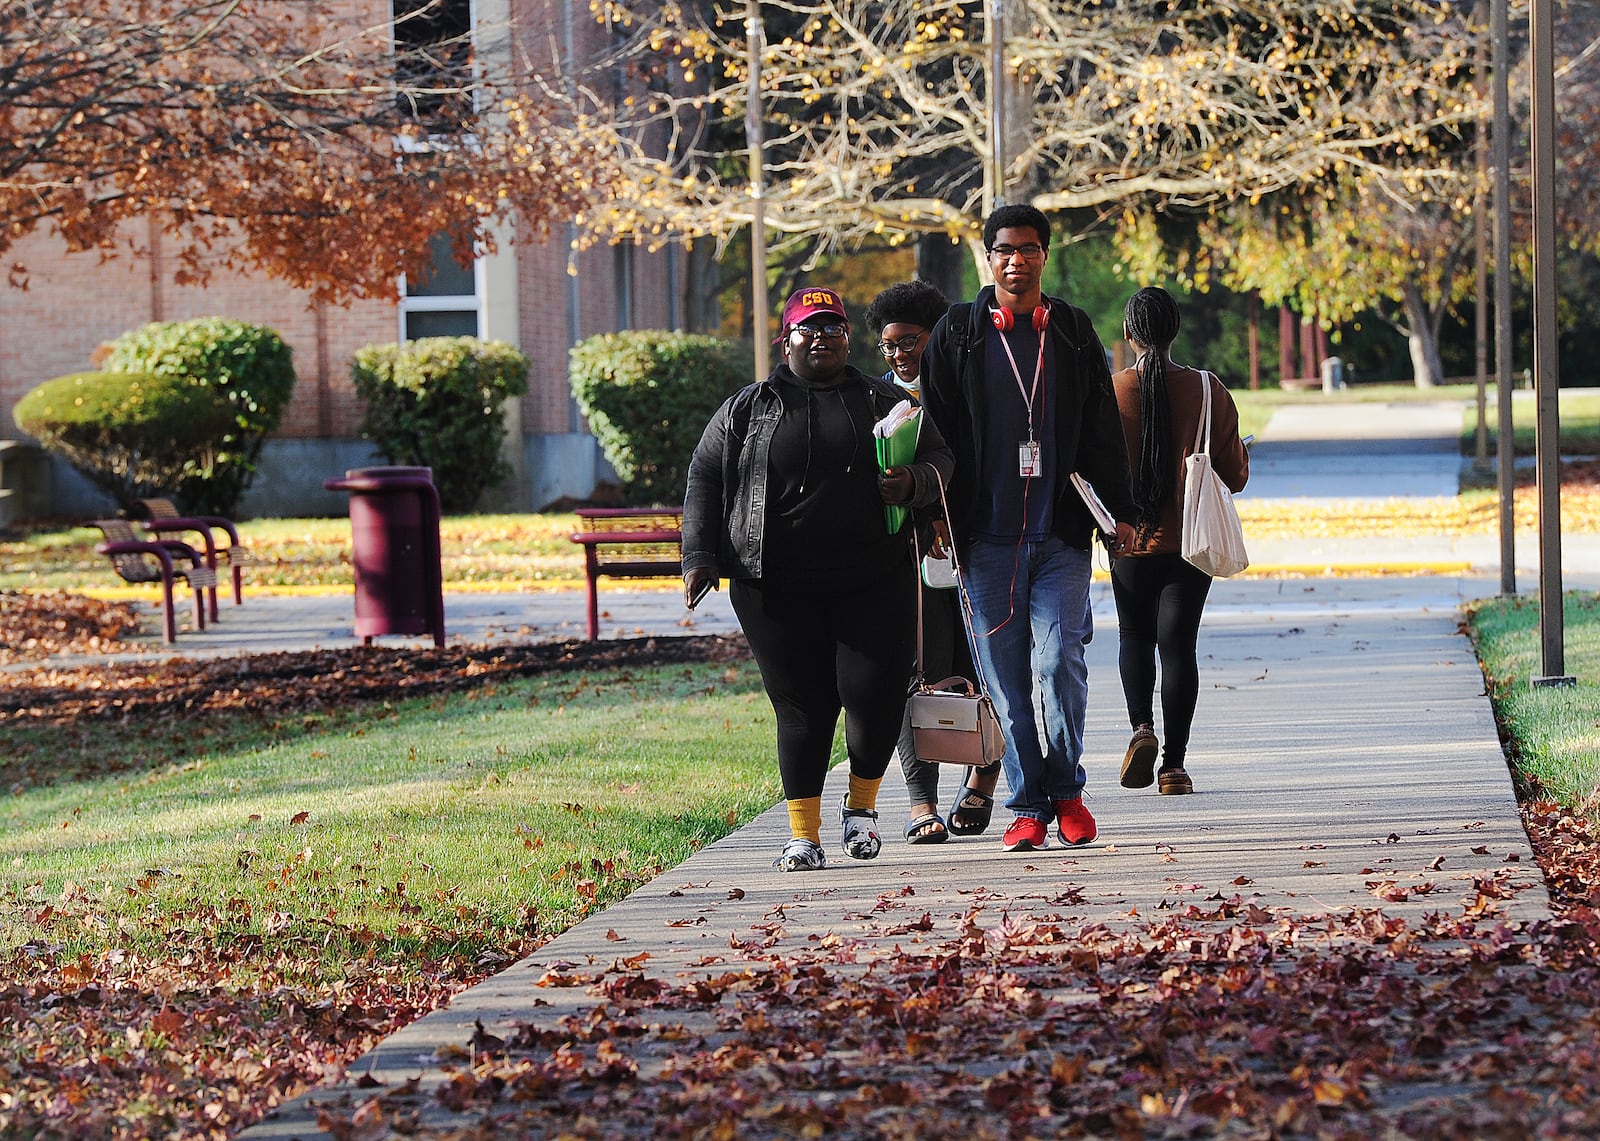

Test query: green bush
[568,331,750,504]
[101,318,297,516]
[350,337,530,513]
[12,371,236,510]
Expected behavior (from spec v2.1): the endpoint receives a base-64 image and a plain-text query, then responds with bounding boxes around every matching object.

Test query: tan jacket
[1111,366,1250,557]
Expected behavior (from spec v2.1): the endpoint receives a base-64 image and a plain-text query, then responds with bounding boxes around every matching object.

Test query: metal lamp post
[1528,0,1574,686]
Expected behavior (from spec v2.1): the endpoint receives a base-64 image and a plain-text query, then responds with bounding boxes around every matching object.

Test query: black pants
[731,561,916,801]
[896,579,1001,807]
[1110,553,1212,767]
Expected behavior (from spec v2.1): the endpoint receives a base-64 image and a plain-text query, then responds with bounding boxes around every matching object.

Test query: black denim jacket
[681,364,954,580]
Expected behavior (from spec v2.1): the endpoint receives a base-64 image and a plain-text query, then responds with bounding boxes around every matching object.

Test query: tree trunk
[1401,284,1445,388]
[1278,305,1297,383]
[916,232,967,307]
[683,242,722,334]
[1247,291,1260,390]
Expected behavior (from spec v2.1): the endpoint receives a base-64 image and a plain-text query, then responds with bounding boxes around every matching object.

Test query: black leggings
[731,562,917,800]
[1110,553,1212,766]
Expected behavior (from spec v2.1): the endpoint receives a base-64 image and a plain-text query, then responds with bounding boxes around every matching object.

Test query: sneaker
[773,837,826,872]
[1120,724,1159,789]
[1158,767,1194,795]
[1002,816,1048,852]
[1053,797,1097,846]
[840,798,882,860]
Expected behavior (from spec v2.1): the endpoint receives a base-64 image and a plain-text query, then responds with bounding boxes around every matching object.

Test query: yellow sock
[847,774,883,813]
[787,797,822,844]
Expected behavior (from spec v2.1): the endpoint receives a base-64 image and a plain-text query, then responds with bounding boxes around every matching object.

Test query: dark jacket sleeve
[1209,375,1251,494]
[905,398,954,509]
[680,394,734,576]
[916,311,976,530]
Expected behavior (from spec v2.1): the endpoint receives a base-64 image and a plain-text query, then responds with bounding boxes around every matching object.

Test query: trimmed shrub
[13,371,235,510]
[102,318,297,516]
[568,331,750,504]
[350,337,530,513]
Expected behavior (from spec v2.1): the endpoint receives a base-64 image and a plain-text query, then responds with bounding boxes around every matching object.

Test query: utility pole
[1528,0,1573,686]
[745,0,769,383]
[987,0,1006,210]
[1473,1,1490,475]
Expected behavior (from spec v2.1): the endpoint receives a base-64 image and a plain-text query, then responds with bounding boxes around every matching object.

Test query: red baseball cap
[779,286,849,341]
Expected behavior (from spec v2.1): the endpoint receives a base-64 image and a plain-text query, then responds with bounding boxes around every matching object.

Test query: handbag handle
[1192,371,1214,457]
[913,468,999,708]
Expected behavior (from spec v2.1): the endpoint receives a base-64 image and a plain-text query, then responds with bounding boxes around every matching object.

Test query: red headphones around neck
[991,303,1050,333]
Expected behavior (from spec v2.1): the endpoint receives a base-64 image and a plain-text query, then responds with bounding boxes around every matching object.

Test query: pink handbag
[904,472,1007,765]
[908,675,1006,766]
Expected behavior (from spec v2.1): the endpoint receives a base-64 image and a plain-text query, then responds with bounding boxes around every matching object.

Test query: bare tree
[578,0,1481,281]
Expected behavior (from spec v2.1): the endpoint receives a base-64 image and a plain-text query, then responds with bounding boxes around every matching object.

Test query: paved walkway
[228,399,1590,1138]
[241,576,1548,1140]
[1239,401,1466,502]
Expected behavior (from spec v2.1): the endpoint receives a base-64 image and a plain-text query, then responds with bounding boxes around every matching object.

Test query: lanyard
[996,323,1046,442]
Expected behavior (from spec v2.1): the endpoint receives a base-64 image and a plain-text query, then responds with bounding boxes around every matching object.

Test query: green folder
[874,407,921,535]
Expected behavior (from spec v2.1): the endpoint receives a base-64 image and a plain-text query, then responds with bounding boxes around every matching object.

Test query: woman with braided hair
[1109,287,1249,794]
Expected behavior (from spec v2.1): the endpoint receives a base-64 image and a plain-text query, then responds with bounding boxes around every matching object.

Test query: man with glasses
[918,204,1138,853]
[682,286,953,872]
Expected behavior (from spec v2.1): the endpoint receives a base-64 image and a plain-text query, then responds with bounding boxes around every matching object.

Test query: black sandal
[904,812,949,844]
[946,783,995,836]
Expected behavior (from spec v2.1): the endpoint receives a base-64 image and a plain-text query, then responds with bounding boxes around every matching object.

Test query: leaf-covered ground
[293,800,1600,1141]
[0,589,143,665]
[1238,458,1600,539]
[6,598,1600,1139]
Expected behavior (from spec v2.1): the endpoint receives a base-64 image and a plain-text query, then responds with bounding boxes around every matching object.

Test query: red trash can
[322,466,445,647]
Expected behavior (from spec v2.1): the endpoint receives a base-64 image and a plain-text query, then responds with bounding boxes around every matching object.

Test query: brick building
[0,0,692,522]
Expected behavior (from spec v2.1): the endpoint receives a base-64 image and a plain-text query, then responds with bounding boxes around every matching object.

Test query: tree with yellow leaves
[1,0,616,303]
[579,0,1481,295]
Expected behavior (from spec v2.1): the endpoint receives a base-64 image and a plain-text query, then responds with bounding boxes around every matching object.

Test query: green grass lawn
[1465,591,1600,808]
[1460,388,1600,456]
[0,658,783,966]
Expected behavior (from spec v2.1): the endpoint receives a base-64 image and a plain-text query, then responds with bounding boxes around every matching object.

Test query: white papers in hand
[873,398,920,438]
[1069,472,1116,536]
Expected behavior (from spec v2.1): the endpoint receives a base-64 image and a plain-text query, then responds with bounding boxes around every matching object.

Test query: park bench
[135,497,256,621]
[90,519,218,643]
[568,506,683,640]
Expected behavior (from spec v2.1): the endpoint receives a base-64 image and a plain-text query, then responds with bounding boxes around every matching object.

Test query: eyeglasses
[989,243,1045,261]
[790,322,848,342]
[877,332,926,358]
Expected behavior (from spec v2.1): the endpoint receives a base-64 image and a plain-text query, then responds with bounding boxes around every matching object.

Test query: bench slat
[568,507,686,640]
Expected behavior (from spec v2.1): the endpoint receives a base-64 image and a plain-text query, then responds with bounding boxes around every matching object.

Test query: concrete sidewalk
[242,575,1550,1139]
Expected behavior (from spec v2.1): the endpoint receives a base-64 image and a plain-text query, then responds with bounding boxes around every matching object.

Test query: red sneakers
[1002,816,1048,851]
[1053,797,1097,846]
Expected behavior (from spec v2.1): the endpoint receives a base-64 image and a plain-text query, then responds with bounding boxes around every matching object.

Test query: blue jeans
[961,536,1093,821]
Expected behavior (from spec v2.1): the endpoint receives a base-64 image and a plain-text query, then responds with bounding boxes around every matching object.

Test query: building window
[401,233,480,340]
[393,0,474,129]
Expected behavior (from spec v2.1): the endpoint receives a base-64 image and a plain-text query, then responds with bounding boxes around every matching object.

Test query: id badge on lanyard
[998,326,1047,479]
[1018,440,1041,478]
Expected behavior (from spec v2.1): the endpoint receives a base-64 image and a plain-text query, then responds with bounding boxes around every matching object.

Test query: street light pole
[1492,0,1515,597]
[746,0,769,384]
[1528,0,1573,686]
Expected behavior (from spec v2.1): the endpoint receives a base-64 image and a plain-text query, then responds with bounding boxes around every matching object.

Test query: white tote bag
[1180,373,1249,578]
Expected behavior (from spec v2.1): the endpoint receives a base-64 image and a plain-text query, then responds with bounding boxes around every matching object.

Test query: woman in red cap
[682,286,954,871]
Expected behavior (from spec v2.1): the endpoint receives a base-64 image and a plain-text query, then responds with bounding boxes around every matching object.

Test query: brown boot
[1120,724,1159,789]
[1158,767,1194,795]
